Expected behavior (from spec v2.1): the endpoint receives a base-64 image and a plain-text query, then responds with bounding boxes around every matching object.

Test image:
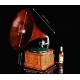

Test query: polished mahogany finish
[10,9,47,51]
[10,9,34,51]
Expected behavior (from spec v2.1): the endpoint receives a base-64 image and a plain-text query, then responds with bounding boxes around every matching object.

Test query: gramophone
[10,8,56,72]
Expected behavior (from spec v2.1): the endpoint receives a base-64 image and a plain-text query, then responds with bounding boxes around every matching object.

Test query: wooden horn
[10,9,48,51]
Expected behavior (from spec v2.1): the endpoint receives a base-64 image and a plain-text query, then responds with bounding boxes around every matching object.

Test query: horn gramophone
[10,8,56,72]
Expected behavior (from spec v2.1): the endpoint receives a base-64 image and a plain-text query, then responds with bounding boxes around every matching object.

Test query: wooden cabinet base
[24,65,56,74]
[24,49,54,71]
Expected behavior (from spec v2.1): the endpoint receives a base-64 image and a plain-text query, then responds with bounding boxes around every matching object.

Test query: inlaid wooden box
[24,49,54,71]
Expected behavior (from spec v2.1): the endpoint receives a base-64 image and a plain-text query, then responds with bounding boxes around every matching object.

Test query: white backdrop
[0,74,80,80]
[0,0,80,5]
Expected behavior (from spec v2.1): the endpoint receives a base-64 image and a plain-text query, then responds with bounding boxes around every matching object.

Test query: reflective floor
[22,63,63,74]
